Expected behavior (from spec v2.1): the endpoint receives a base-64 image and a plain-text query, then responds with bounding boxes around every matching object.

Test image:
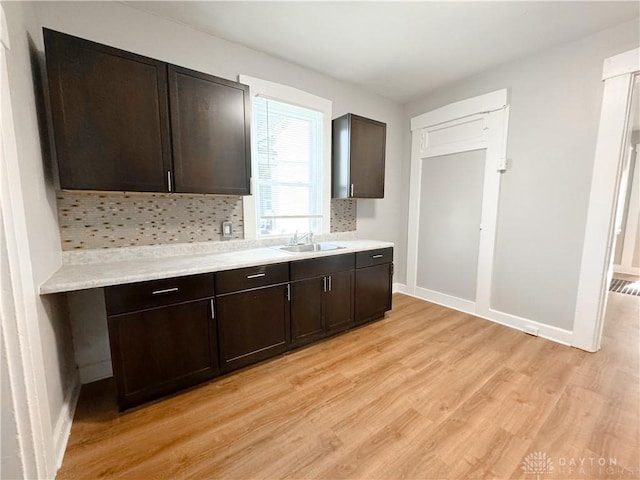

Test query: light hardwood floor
[58,292,639,479]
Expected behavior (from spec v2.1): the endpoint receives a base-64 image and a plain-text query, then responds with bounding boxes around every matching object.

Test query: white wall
[1,224,24,480]
[2,0,78,473]
[403,19,640,332]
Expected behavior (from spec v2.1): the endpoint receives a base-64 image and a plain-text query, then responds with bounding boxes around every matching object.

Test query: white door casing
[573,48,640,352]
[615,144,640,275]
[408,89,509,319]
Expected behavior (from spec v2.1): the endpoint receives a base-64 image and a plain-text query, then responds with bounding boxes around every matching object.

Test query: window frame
[239,75,332,240]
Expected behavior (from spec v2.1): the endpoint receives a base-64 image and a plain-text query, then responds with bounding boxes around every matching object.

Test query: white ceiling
[126,1,640,103]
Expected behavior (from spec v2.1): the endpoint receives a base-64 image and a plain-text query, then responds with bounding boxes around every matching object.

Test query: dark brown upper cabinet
[44,29,251,195]
[332,113,386,199]
[168,66,251,195]
[44,28,172,192]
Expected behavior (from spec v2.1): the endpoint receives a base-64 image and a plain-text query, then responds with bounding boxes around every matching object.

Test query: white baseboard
[390,285,574,347]
[485,308,573,346]
[79,359,112,384]
[53,370,81,469]
[414,286,475,314]
[392,283,408,294]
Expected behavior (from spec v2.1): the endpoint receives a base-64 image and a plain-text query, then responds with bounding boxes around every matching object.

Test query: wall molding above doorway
[407,89,509,324]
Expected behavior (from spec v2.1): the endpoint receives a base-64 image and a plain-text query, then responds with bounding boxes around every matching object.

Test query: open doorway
[611,77,640,286]
[574,48,640,352]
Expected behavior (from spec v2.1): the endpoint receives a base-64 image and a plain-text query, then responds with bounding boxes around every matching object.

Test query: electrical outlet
[222,221,233,239]
[523,325,539,336]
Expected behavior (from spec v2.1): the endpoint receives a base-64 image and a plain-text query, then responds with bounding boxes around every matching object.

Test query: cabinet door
[354,263,392,325]
[217,285,290,371]
[168,65,251,195]
[325,270,355,335]
[350,115,386,198]
[44,29,171,192]
[108,299,218,409]
[290,278,324,347]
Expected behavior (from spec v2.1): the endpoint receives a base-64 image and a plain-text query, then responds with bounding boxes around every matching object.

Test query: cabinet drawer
[355,248,393,268]
[105,273,214,315]
[216,263,289,295]
[290,253,355,281]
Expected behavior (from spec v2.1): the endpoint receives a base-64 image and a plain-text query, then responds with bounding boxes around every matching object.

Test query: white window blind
[252,96,323,236]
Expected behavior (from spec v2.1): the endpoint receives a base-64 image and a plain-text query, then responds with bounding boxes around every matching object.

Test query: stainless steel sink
[279,243,344,253]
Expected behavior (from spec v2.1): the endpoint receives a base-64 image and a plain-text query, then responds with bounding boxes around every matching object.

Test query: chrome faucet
[288,230,313,246]
[298,231,313,245]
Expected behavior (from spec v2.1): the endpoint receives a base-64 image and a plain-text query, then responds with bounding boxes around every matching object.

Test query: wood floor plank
[57,292,640,479]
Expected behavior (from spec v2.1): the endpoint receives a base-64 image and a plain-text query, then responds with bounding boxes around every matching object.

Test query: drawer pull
[372,254,384,259]
[151,287,179,295]
[247,273,266,279]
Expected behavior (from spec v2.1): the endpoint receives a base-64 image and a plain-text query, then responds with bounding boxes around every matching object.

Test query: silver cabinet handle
[350,184,354,197]
[323,276,327,293]
[167,171,172,192]
[329,275,332,291]
[286,284,291,301]
[210,298,215,320]
[372,254,384,259]
[247,273,266,279]
[152,287,178,295]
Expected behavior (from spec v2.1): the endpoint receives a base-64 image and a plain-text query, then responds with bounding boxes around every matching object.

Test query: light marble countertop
[40,239,394,294]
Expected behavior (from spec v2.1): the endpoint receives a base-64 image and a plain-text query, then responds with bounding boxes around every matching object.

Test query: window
[239,75,332,239]
[252,97,322,236]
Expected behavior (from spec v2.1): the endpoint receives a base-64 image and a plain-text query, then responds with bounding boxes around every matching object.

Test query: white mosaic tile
[330,198,357,233]
[57,191,244,250]
[57,191,357,250]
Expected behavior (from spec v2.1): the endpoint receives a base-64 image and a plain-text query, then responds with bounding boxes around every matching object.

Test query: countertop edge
[40,241,394,295]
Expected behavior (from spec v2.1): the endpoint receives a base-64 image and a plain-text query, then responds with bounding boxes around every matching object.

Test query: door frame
[614,143,640,276]
[573,48,640,352]
[407,89,509,318]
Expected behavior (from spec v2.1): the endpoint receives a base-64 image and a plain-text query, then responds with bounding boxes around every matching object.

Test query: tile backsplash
[330,198,357,233]
[57,191,357,250]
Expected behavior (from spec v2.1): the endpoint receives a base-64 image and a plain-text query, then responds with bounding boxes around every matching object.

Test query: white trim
[407,90,508,323]
[241,176,257,240]
[414,287,476,315]
[486,308,573,346]
[79,359,113,384]
[613,265,640,276]
[392,283,408,294]
[411,88,507,131]
[1,41,56,478]
[52,374,81,468]
[574,63,637,352]
[238,75,332,238]
[0,4,9,49]
[394,289,573,346]
[603,48,640,80]
[620,145,639,269]
[476,107,509,315]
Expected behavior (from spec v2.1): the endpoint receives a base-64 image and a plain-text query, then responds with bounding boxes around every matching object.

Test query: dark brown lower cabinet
[290,278,325,346]
[103,249,392,410]
[217,285,291,372]
[105,273,217,410]
[290,254,355,347]
[325,270,355,335]
[354,248,393,325]
[108,298,218,410]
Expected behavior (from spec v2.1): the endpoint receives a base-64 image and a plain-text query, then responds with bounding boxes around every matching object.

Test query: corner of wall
[52,369,80,469]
